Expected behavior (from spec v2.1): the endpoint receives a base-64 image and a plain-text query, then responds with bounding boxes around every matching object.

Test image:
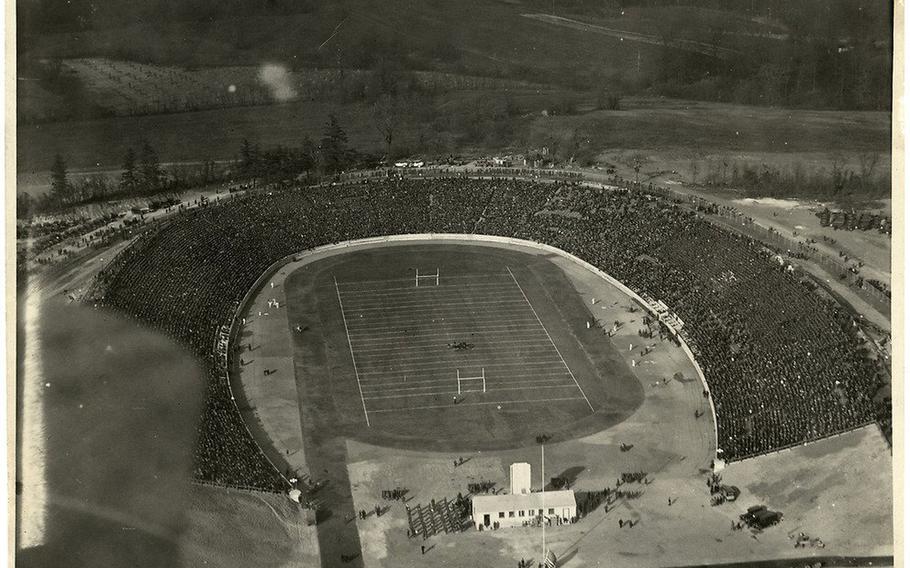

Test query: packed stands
[89,177,887,490]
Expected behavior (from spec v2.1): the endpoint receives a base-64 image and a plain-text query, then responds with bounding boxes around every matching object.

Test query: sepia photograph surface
[13,1,897,567]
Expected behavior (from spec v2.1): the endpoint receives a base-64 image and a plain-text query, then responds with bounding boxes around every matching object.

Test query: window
[519,510,525,517]
[538,509,544,515]
[508,511,515,518]
[529,510,534,516]
[498,512,505,519]
[548,508,555,514]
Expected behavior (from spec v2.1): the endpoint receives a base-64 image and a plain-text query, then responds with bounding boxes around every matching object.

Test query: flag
[544,549,558,568]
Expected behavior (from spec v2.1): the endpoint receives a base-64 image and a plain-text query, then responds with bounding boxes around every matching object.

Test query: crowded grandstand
[87,176,888,492]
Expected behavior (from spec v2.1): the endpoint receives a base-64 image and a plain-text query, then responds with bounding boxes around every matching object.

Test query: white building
[472,490,576,530]
[472,463,576,530]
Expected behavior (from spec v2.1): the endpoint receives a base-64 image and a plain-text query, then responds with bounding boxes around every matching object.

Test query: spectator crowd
[89,176,888,490]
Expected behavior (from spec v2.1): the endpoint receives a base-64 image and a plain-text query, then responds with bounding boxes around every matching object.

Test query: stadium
[13,0,897,565]
[47,173,889,567]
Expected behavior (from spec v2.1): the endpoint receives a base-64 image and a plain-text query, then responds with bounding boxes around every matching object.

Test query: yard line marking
[335,272,512,287]
[359,365,568,381]
[363,390,457,400]
[342,292,523,305]
[336,282,508,298]
[347,322,542,336]
[357,360,567,376]
[340,285,517,297]
[345,306,527,322]
[341,299,527,312]
[358,364,566,379]
[367,397,587,413]
[347,319,540,334]
[506,266,595,413]
[351,336,546,348]
[350,337,555,352]
[354,349,549,359]
[355,354,557,367]
[484,384,581,393]
[342,285,518,298]
[358,348,562,361]
[344,308,534,324]
[345,309,534,321]
[337,281,516,296]
[349,325,548,338]
[359,372,572,387]
[362,383,580,401]
[345,318,543,334]
[352,333,554,344]
[362,383,457,394]
[362,379,577,395]
[340,282,516,295]
[334,275,371,427]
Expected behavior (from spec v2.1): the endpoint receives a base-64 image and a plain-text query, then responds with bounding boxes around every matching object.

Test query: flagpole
[541,443,545,565]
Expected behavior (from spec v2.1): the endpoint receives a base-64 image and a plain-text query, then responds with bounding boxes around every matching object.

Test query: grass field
[334,268,594,423]
[284,244,643,452]
[17,95,890,196]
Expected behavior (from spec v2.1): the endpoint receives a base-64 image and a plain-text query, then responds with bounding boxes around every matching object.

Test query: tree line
[695,152,889,202]
[19,114,362,219]
[20,140,220,218]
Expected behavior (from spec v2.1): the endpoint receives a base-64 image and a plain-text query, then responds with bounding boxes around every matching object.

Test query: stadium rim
[226,233,720,480]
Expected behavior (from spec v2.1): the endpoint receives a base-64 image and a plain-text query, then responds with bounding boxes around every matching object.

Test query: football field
[285,243,643,450]
[333,267,594,426]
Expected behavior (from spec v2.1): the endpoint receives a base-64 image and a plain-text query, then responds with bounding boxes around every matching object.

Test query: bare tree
[858,152,881,192]
[623,153,648,184]
[373,94,403,161]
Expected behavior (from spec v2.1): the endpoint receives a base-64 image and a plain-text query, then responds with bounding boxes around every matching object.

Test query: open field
[17,96,890,183]
[27,58,548,121]
[537,98,890,156]
[522,13,743,58]
[19,0,646,85]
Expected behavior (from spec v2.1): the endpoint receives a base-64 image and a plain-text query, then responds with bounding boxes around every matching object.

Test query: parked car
[720,485,740,502]
[740,505,783,529]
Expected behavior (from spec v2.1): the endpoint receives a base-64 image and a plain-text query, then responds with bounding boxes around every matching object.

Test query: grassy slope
[527,98,891,154]
[17,95,890,174]
[21,0,645,81]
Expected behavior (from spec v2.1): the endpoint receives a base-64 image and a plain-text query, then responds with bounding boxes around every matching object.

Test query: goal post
[457,368,486,394]
[415,267,440,287]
